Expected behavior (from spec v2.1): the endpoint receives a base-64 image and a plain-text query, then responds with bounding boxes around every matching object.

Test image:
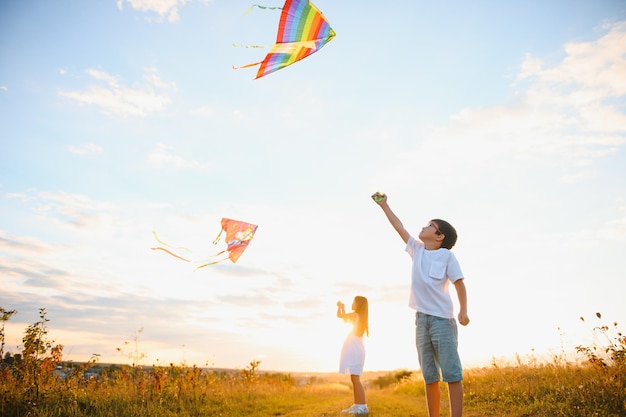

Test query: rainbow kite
[236,0,336,79]
[151,218,258,270]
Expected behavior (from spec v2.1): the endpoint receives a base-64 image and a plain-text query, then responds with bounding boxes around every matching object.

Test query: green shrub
[371,369,414,389]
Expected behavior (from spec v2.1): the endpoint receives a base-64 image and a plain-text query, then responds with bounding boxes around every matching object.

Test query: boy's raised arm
[371,192,410,244]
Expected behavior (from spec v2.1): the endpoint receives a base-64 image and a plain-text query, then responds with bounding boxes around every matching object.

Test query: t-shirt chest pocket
[429,261,447,280]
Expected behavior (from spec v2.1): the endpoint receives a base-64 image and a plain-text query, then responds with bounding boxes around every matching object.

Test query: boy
[372,192,469,417]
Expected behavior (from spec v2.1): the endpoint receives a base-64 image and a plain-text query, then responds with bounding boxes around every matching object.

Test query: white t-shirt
[406,236,464,319]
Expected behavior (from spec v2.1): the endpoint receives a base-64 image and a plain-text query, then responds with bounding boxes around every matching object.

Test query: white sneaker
[341,404,369,414]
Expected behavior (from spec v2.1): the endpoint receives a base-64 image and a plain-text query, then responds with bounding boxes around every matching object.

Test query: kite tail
[244,4,283,14]
[195,255,231,271]
[212,228,224,245]
[232,43,266,49]
[194,249,229,270]
[150,247,192,262]
[152,230,191,252]
[198,249,227,262]
[232,61,263,70]
[237,4,281,70]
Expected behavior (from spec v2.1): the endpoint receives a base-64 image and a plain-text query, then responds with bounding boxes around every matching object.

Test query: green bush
[371,369,414,389]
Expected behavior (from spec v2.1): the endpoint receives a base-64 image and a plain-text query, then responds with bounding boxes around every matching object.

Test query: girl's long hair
[353,296,369,337]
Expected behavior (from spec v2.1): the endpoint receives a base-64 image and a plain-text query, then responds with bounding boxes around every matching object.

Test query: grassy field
[1,362,625,417]
[1,309,624,416]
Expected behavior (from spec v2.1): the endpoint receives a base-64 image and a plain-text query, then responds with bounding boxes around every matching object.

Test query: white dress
[339,318,365,375]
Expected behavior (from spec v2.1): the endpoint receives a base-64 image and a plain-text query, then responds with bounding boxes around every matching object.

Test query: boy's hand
[336,301,344,309]
[458,312,470,326]
[371,192,386,203]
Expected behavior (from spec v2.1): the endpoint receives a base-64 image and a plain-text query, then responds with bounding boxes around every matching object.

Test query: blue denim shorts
[415,312,463,384]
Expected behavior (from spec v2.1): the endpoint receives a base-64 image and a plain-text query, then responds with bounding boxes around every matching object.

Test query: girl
[337,296,369,415]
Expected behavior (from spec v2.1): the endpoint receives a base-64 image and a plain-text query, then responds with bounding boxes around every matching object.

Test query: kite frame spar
[237,0,336,79]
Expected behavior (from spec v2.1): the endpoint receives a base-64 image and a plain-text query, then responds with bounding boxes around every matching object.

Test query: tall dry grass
[1,308,624,417]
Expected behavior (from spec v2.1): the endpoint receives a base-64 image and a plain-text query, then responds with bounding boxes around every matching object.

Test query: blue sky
[1,0,625,373]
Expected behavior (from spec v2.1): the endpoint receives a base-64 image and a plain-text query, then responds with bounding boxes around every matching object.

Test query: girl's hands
[336,301,346,319]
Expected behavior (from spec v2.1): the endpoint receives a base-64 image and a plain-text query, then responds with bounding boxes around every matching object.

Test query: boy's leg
[425,381,440,417]
[416,313,442,417]
[448,380,463,417]
[432,317,463,416]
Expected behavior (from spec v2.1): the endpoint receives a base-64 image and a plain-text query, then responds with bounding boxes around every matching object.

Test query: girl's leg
[350,374,366,404]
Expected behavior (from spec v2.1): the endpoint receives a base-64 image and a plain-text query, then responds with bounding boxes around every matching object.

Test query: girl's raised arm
[336,301,356,321]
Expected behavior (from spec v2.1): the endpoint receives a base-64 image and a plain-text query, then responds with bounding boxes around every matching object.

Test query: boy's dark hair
[432,219,457,249]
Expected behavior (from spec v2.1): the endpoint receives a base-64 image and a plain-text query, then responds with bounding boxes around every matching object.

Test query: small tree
[241,359,261,383]
[0,307,17,360]
[20,308,63,401]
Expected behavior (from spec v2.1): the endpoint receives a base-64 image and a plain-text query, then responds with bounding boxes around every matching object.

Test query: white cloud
[391,22,626,184]
[148,143,208,170]
[6,190,117,230]
[518,22,626,100]
[143,67,178,90]
[117,0,187,23]
[516,53,544,83]
[59,68,174,117]
[190,105,215,117]
[37,192,108,229]
[67,143,104,155]
[4,192,32,202]
[232,110,245,122]
[0,230,50,254]
[538,200,626,247]
[602,201,626,243]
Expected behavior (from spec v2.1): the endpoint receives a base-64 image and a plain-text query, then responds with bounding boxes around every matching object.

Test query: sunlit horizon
[2,300,613,373]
